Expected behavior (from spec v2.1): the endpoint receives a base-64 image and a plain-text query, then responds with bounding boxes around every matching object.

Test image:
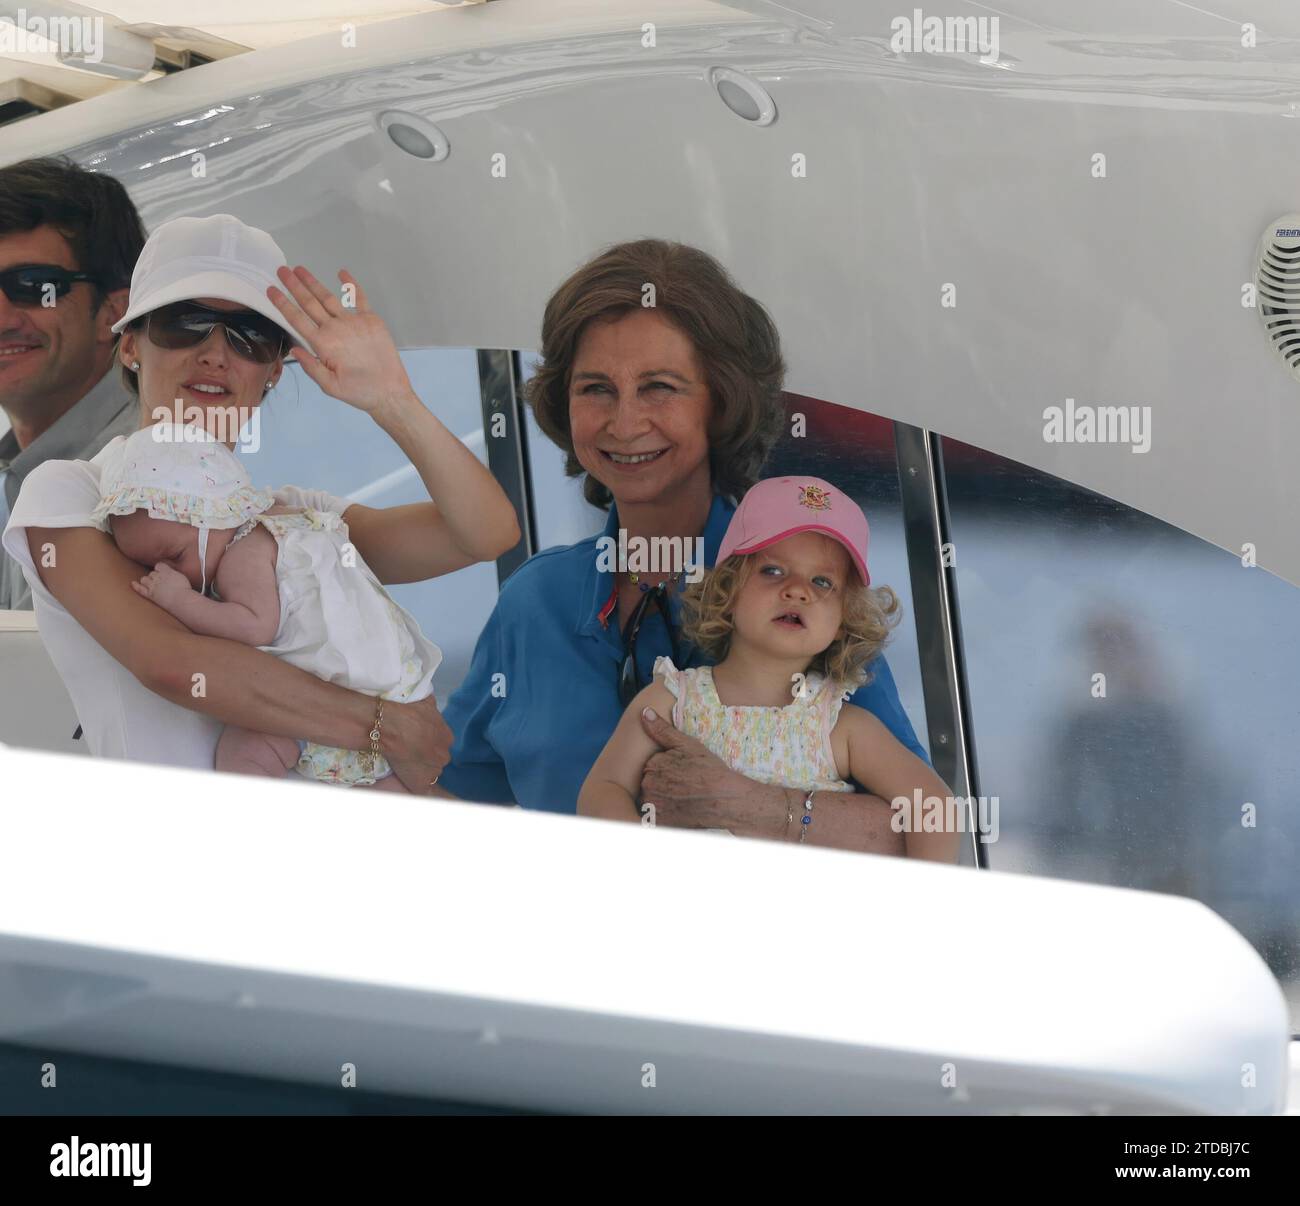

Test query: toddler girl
[92,421,443,790]
[579,475,959,860]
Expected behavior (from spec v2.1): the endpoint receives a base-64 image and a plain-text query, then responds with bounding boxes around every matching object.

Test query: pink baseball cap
[717,476,871,585]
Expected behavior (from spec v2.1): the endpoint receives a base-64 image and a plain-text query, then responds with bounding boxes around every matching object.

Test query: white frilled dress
[220,508,442,786]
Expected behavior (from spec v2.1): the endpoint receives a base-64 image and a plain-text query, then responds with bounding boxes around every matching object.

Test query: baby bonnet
[91,421,273,533]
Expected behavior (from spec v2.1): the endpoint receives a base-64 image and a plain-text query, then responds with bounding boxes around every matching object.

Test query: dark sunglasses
[0,264,100,306]
[618,582,682,707]
[146,301,288,365]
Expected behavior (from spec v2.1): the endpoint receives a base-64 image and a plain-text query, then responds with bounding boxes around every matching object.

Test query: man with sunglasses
[0,157,146,610]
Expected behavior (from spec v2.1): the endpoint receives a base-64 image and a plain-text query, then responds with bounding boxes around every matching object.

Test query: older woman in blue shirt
[436,240,925,852]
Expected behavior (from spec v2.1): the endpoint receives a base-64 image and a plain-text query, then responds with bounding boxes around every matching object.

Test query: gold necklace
[627,568,684,593]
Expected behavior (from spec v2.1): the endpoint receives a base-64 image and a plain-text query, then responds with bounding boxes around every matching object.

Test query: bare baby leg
[360,775,413,793]
[216,725,302,778]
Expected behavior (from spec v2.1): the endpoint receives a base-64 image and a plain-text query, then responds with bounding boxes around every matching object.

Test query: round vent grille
[708,67,777,126]
[375,110,449,161]
[1255,213,1300,381]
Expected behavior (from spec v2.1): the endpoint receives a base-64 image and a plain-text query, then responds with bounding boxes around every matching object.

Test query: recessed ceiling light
[375,110,449,161]
[708,66,776,126]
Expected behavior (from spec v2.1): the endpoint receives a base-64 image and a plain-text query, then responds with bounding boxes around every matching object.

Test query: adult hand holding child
[638,706,908,852]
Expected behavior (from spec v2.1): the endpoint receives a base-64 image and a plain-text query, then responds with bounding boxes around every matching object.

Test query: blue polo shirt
[438,491,928,812]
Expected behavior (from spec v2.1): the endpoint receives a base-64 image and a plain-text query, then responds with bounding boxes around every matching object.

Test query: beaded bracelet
[798,788,815,843]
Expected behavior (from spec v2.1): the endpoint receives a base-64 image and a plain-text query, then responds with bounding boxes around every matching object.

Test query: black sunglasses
[618,582,682,707]
[0,264,100,306]
[146,301,288,365]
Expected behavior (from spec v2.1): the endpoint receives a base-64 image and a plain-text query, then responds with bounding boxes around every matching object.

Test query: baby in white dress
[91,422,441,788]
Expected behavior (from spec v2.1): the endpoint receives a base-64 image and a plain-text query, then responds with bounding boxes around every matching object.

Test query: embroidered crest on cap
[797,483,832,510]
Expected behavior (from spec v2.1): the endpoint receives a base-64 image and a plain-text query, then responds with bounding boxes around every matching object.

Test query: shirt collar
[0,366,132,484]
[580,489,737,634]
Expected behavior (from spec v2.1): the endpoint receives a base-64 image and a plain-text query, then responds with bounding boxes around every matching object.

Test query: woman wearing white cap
[0,213,519,790]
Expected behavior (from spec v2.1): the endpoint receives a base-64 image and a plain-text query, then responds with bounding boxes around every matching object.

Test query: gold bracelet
[365,697,384,776]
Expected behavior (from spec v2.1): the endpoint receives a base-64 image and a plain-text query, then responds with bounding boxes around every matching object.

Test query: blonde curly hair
[680,552,901,689]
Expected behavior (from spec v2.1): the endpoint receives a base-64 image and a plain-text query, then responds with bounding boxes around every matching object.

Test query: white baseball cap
[111,213,311,355]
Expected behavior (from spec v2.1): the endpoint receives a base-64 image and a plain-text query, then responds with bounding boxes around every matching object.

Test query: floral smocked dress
[652,655,857,797]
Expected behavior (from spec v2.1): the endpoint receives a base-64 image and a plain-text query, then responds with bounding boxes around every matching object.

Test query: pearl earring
[131,361,140,371]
